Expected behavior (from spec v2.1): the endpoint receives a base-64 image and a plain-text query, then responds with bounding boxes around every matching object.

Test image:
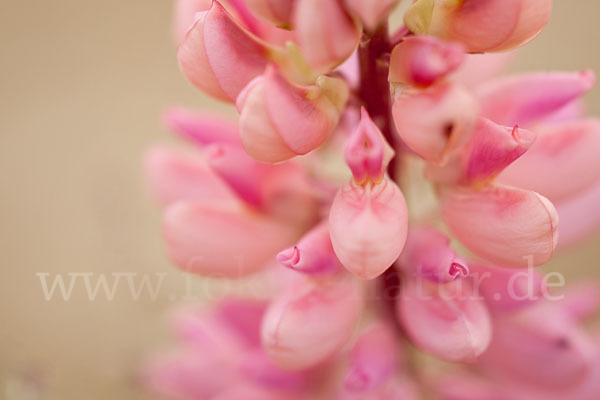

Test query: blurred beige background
[1,1,599,399]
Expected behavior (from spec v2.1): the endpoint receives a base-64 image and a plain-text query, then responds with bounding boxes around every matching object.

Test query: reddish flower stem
[357,25,396,180]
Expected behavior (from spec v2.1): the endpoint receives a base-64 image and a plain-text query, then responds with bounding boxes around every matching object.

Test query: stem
[357,25,397,180]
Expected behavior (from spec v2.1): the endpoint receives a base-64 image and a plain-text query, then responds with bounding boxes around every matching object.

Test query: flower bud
[399,226,469,284]
[277,222,342,276]
[178,1,269,102]
[329,179,408,280]
[344,0,399,32]
[396,278,492,362]
[389,36,465,87]
[345,107,395,185]
[392,83,478,165]
[294,0,361,72]
[404,0,553,53]
[237,65,347,163]
[439,184,558,267]
[261,274,362,369]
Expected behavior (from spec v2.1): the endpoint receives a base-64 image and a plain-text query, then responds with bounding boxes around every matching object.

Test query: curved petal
[172,0,212,44]
[499,119,600,203]
[475,70,596,127]
[479,304,596,390]
[344,323,399,392]
[163,200,299,277]
[396,278,492,362]
[392,83,478,165]
[277,222,342,276]
[245,0,296,26]
[329,179,408,280]
[261,275,363,369]
[163,107,240,146]
[177,1,269,102]
[440,184,558,267]
[555,182,600,248]
[389,35,465,87]
[399,226,469,284]
[144,146,236,206]
[294,0,361,72]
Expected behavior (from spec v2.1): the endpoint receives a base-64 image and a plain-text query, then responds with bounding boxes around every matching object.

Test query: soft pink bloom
[277,222,342,276]
[344,0,399,32]
[293,0,361,72]
[389,35,465,87]
[396,277,492,362]
[178,1,270,102]
[439,184,558,267]
[237,65,347,163]
[499,119,600,203]
[173,0,212,44]
[261,274,363,370]
[405,0,553,53]
[555,182,600,247]
[475,70,596,127]
[343,323,400,392]
[426,117,536,186]
[399,225,469,283]
[163,107,241,146]
[392,82,478,165]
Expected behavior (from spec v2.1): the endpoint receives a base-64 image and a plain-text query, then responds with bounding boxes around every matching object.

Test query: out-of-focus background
[0,1,599,399]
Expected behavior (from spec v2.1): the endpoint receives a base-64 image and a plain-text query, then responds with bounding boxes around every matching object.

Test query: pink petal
[344,323,399,392]
[178,1,269,102]
[440,184,558,267]
[396,278,492,362]
[144,145,236,206]
[479,304,596,390]
[427,118,536,186]
[172,0,212,44]
[207,143,272,208]
[344,107,395,184]
[277,222,342,276]
[163,200,299,277]
[450,52,515,88]
[389,36,466,87]
[237,65,343,163]
[555,182,600,248]
[245,0,297,26]
[329,179,408,280]
[405,0,552,53]
[261,274,363,370]
[399,226,469,284]
[468,263,546,312]
[499,119,600,203]
[344,0,399,32]
[163,107,240,146]
[293,0,361,72]
[475,70,596,127]
[392,83,478,165]
[238,349,314,391]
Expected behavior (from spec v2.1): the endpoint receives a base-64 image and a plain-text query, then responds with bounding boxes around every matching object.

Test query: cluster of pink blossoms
[143,0,600,399]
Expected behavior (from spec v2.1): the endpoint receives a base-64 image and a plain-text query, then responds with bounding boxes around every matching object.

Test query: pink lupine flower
[236,65,348,163]
[293,0,361,72]
[392,82,479,165]
[261,272,363,370]
[399,225,469,283]
[389,35,466,87]
[404,0,553,53]
[329,108,408,280]
[145,2,600,400]
[396,277,492,362]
